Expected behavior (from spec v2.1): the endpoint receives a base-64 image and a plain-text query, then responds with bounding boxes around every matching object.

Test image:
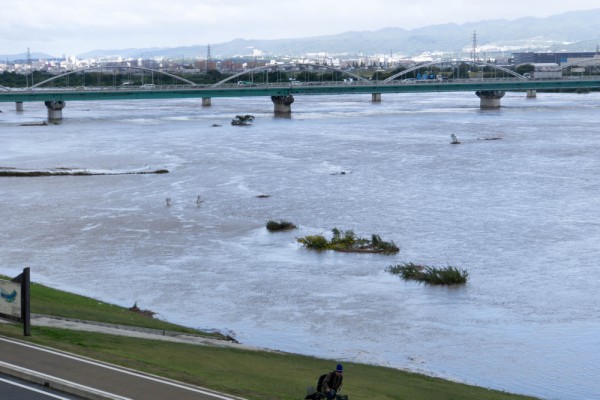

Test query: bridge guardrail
[1,76,600,101]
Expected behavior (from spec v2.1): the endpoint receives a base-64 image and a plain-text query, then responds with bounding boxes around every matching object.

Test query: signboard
[0,279,21,317]
[0,268,30,336]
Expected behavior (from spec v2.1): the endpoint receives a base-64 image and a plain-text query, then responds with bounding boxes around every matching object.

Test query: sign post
[0,268,31,336]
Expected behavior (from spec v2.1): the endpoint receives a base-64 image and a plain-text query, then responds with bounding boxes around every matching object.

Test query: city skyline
[1,1,599,56]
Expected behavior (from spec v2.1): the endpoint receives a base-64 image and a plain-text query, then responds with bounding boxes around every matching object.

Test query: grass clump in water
[297,228,399,254]
[266,220,297,232]
[387,262,468,285]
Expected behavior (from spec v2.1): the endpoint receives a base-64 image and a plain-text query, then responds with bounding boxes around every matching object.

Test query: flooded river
[1,91,599,399]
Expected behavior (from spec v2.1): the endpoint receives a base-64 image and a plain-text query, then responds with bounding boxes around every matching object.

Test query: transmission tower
[27,47,33,86]
[206,44,211,72]
[471,31,478,62]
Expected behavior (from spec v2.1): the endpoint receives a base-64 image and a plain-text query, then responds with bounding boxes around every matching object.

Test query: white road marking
[0,336,244,399]
[0,361,130,400]
[0,376,73,399]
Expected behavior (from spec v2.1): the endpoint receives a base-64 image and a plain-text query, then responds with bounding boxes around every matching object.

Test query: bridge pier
[202,98,211,107]
[475,91,505,109]
[372,93,382,102]
[527,89,537,98]
[16,102,24,112]
[45,101,65,122]
[271,95,294,115]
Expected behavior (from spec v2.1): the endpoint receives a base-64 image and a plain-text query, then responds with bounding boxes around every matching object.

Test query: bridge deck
[1,78,600,103]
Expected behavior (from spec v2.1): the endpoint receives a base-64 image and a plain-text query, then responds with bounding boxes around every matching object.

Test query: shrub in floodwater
[266,220,297,232]
[387,262,468,285]
[231,115,255,126]
[329,228,361,250]
[297,228,399,254]
[296,234,329,250]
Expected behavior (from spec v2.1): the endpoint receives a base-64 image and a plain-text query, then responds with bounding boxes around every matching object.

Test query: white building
[531,63,562,79]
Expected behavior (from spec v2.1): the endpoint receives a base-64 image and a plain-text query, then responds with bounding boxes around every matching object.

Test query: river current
[1,91,599,400]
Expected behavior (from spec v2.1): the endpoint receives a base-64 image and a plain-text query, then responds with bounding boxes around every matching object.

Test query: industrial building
[512,51,600,65]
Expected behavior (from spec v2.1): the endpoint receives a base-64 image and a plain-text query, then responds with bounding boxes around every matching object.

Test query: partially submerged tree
[231,115,255,126]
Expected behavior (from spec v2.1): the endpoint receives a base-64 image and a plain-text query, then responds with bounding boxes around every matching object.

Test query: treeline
[0,69,232,88]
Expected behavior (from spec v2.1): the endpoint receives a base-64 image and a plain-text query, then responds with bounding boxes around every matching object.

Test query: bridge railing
[3,75,600,93]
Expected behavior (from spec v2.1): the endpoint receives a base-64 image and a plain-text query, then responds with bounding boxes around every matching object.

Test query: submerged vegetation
[297,228,399,254]
[231,115,255,126]
[0,167,169,177]
[266,220,297,232]
[387,262,468,285]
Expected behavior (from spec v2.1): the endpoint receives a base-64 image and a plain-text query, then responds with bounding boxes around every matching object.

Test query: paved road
[1,372,86,399]
[0,336,245,400]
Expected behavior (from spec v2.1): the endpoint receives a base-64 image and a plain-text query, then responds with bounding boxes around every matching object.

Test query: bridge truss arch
[212,63,368,87]
[383,60,526,82]
[30,65,198,88]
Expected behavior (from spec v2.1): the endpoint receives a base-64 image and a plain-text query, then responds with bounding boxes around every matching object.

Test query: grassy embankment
[0,278,540,400]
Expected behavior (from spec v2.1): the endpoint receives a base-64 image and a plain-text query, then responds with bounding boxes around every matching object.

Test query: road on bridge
[0,336,244,400]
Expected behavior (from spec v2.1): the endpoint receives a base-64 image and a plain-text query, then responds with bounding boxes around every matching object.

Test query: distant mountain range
[4,8,600,62]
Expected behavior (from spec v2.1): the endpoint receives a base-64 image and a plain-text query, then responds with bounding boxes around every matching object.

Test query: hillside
[80,8,600,59]
[3,8,600,60]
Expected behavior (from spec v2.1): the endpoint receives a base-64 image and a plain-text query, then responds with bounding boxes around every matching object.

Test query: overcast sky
[2,1,599,56]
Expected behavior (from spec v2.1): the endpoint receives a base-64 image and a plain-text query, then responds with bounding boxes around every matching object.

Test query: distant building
[530,63,562,79]
[512,51,598,66]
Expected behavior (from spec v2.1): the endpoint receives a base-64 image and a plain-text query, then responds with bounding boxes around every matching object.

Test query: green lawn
[27,280,223,337]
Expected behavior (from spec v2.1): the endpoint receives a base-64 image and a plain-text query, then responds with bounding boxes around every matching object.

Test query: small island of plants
[231,115,255,126]
[266,220,297,232]
[387,262,468,285]
[297,228,399,254]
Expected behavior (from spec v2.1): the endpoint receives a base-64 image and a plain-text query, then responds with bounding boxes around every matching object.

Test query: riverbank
[0,277,540,400]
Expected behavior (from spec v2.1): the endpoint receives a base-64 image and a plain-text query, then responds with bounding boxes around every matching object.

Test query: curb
[0,360,131,400]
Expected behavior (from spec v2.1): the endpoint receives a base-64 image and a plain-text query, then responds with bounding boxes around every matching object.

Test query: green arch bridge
[1,62,600,120]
